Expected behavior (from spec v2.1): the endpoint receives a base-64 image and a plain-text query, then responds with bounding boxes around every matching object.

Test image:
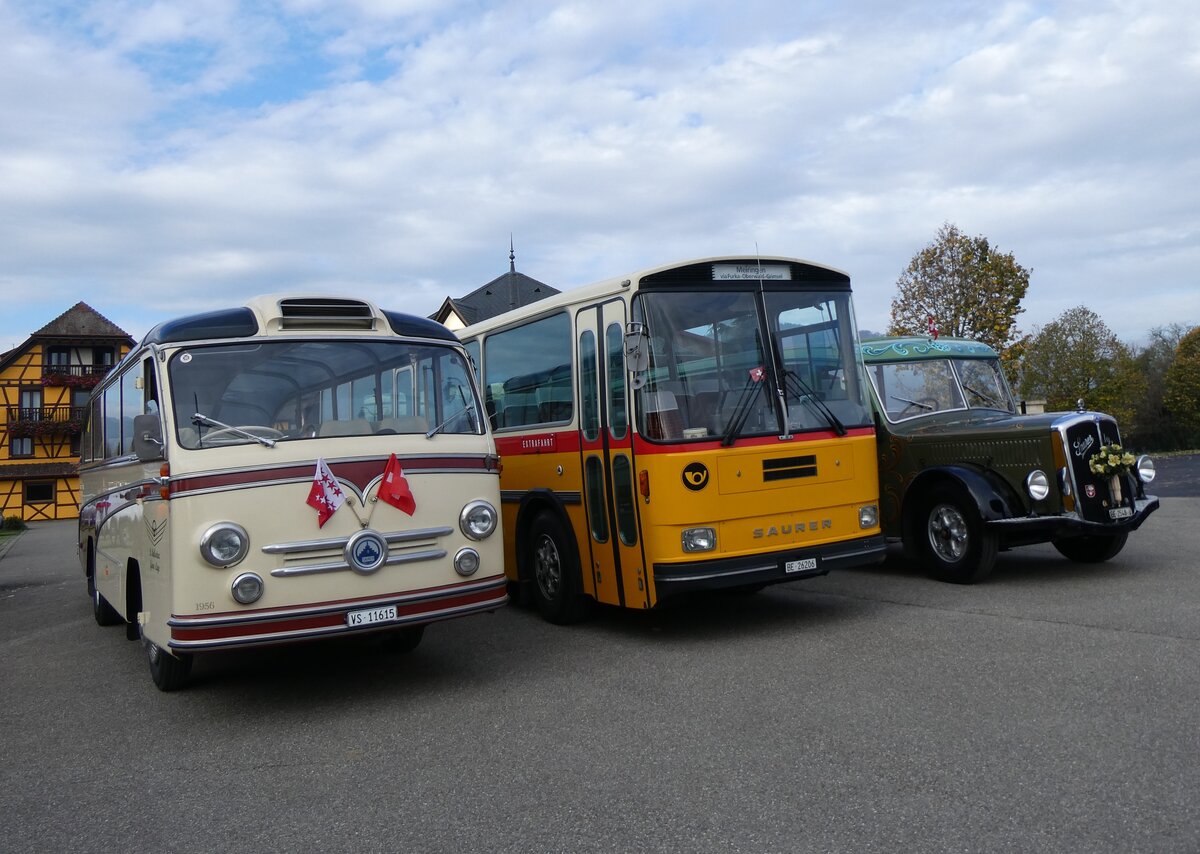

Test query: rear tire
[919,483,998,584]
[91,579,122,626]
[1053,532,1128,563]
[527,512,592,624]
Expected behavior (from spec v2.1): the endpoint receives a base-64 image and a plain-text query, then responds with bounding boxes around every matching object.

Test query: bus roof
[860,336,1000,363]
[141,295,458,346]
[458,255,852,337]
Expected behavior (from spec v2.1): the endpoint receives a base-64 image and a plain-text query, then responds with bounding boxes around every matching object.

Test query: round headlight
[200,522,250,567]
[1026,470,1050,501]
[1136,455,1156,484]
[231,572,264,604]
[454,548,481,577]
[459,500,498,540]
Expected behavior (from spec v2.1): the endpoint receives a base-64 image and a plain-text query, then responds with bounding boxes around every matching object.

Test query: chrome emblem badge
[1085,485,1096,498]
[345,530,388,574]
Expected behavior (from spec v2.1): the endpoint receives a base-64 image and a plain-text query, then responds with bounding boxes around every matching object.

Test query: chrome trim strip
[261,526,454,554]
[657,564,777,583]
[169,594,507,651]
[269,548,447,577]
[168,575,507,627]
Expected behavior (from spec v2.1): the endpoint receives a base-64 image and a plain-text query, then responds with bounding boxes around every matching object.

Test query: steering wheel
[202,426,285,444]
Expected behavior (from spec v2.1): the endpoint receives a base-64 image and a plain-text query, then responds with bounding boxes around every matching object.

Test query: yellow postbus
[79,296,505,690]
[460,256,883,623]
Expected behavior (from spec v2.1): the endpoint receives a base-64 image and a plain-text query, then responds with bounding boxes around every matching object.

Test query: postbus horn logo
[682,462,709,491]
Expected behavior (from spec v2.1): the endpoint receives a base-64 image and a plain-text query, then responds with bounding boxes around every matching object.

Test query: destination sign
[711,263,792,280]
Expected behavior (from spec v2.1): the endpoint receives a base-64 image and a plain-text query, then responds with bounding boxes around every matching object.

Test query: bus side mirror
[624,322,650,390]
[132,412,165,462]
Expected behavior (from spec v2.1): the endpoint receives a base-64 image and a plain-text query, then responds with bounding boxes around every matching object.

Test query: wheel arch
[901,465,1020,547]
[125,558,143,641]
[514,489,581,586]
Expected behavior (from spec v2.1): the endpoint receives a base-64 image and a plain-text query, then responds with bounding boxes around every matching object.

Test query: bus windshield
[869,356,1017,422]
[168,339,481,448]
[632,289,871,442]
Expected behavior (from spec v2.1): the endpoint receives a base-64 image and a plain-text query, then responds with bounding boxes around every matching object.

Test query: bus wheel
[144,634,193,692]
[529,512,591,625]
[1053,532,1128,563]
[91,579,122,626]
[921,484,997,584]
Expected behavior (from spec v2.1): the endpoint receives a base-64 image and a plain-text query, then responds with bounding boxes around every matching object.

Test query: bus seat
[376,416,428,434]
[642,390,683,440]
[319,419,372,437]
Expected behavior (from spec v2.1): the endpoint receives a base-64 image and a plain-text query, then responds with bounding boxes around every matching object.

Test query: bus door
[576,302,648,609]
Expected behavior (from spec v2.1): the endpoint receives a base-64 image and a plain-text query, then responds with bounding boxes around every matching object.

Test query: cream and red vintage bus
[79,296,504,690]
[459,256,884,623]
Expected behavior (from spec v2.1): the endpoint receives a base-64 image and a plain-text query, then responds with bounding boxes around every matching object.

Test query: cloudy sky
[2,0,1197,351]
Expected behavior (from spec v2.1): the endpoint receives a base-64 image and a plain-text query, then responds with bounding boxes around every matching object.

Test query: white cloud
[0,0,1197,353]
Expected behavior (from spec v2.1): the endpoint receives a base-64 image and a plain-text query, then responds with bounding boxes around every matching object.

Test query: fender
[902,464,1023,545]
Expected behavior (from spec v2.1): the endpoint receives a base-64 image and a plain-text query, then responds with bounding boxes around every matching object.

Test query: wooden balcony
[41,364,113,388]
[6,406,86,436]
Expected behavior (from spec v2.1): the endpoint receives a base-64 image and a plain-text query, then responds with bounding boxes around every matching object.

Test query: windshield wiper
[962,383,1000,407]
[720,370,766,446]
[781,370,847,436]
[890,395,934,412]
[192,413,278,448]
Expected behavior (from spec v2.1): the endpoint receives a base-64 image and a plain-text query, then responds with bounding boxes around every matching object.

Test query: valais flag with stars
[307,458,346,527]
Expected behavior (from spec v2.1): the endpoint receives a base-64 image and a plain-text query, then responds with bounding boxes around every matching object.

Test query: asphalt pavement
[0,457,1196,853]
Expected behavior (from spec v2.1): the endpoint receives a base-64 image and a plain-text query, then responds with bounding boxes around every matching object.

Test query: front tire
[527,512,591,624]
[920,483,998,584]
[379,624,425,653]
[1053,532,1128,563]
[144,633,193,692]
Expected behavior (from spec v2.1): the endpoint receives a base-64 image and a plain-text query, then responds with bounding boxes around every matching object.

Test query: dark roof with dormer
[1,302,135,373]
[432,246,559,327]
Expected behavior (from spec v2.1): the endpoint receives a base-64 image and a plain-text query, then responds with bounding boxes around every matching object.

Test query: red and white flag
[748,366,766,382]
[378,453,416,516]
[927,315,939,340]
[306,457,346,527]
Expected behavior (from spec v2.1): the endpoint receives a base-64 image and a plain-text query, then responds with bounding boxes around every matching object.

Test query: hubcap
[534,534,562,599]
[928,502,969,562]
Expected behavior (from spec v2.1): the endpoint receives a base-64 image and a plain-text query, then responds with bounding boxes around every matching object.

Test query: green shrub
[1,515,27,531]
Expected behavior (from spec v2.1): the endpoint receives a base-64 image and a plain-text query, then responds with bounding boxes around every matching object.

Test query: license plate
[1108,506,1133,520]
[347,605,397,627]
[785,557,818,574]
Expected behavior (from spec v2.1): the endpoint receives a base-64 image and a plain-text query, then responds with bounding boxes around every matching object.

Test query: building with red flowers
[0,303,134,521]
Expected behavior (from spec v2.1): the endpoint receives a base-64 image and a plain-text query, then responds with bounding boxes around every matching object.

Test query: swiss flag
[306,458,346,527]
[379,453,416,516]
[927,315,939,340]
[748,366,766,382]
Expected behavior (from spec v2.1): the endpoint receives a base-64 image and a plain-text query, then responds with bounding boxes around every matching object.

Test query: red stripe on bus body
[495,426,874,458]
[169,584,506,642]
[170,455,492,495]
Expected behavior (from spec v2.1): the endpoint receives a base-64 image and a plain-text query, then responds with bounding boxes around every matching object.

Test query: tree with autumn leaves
[887,224,1197,448]
[888,223,1030,367]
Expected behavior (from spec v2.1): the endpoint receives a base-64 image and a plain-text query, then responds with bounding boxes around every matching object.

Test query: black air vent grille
[763,455,818,482]
[278,298,376,329]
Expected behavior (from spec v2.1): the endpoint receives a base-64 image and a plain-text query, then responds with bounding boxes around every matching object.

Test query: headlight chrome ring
[200,522,250,568]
